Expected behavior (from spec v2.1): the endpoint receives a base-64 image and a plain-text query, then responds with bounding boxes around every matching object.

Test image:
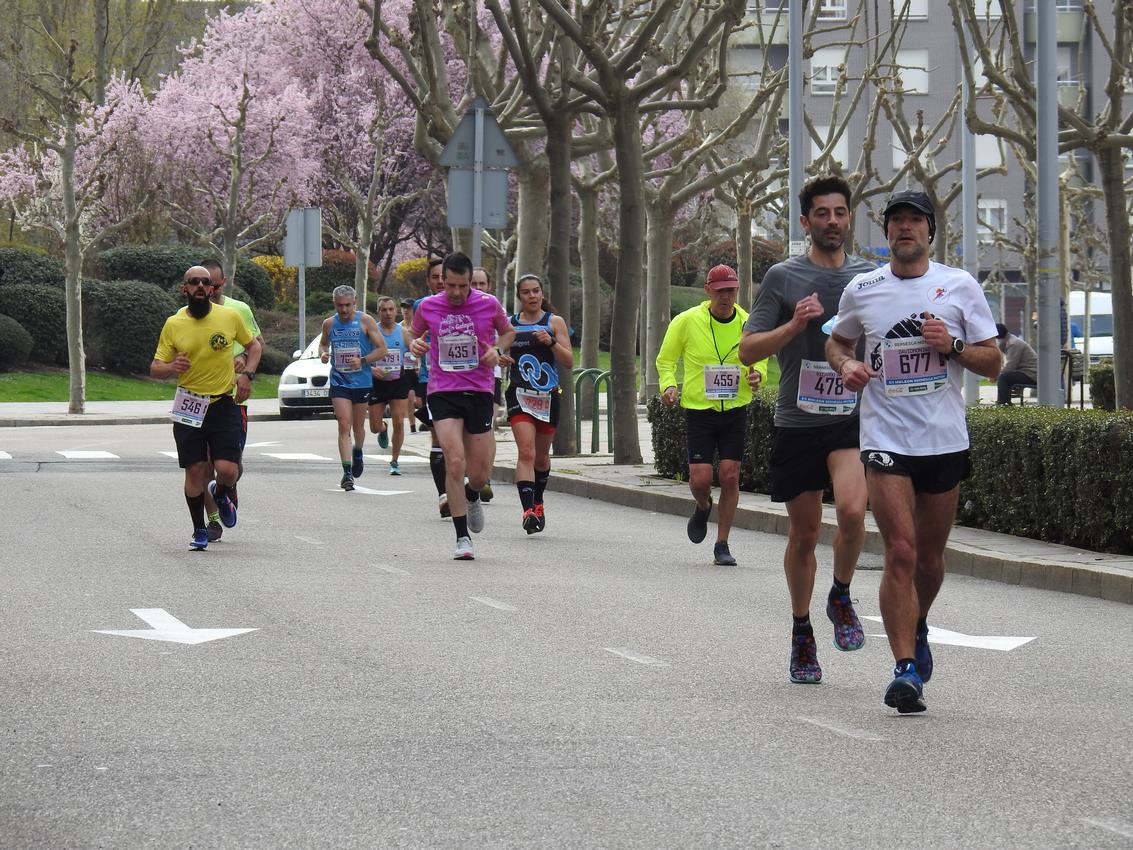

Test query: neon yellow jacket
[656,301,768,412]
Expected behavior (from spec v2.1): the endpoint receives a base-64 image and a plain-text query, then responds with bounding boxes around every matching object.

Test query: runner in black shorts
[368,296,412,474]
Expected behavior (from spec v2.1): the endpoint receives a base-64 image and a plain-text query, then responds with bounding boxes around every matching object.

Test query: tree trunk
[355,230,372,314]
[514,157,550,284]
[94,0,109,106]
[609,99,645,464]
[736,202,753,308]
[545,114,576,456]
[61,122,85,414]
[578,182,601,420]
[1098,147,1133,408]
[643,198,674,399]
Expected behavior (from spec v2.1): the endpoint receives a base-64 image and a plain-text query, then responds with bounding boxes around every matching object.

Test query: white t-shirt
[832,261,997,456]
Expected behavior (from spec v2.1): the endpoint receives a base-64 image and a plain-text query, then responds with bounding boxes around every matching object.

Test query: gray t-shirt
[745,253,877,428]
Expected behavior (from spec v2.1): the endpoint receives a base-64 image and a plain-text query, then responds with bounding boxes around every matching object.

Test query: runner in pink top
[408,252,515,561]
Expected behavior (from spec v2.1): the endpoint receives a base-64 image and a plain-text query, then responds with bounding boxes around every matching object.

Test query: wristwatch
[242,371,256,381]
[950,338,966,357]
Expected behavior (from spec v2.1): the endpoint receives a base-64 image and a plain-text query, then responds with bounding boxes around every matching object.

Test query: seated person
[996,322,1039,405]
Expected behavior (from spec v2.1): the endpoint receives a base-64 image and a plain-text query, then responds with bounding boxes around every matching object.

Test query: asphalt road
[1,421,1131,849]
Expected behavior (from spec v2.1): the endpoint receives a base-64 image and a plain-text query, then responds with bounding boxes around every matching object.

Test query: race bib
[516,388,552,422]
[375,348,402,380]
[403,348,419,370]
[333,343,361,372]
[797,358,857,415]
[703,364,740,400]
[881,338,949,397]
[438,333,479,372]
[171,386,210,428]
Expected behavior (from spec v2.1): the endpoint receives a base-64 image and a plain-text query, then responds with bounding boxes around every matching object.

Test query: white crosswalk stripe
[57,450,119,459]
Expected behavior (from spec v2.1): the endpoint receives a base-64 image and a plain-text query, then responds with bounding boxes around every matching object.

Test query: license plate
[305,388,329,398]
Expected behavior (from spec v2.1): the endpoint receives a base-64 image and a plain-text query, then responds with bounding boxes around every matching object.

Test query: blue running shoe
[389,460,400,476]
[190,528,209,551]
[915,621,933,683]
[826,593,865,651]
[208,481,237,528]
[884,662,926,713]
[352,447,365,477]
[377,430,389,450]
[789,630,822,684]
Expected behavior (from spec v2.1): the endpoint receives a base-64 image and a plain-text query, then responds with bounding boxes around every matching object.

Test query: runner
[499,274,573,534]
[409,252,515,559]
[416,258,450,517]
[739,175,877,685]
[197,259,264,543]
[656,264,768,566]
[472,265,501,502]
[399,298,419,433]
[368,296,412,475]
[150,266,261,550]
[826,189,1000,713]
[317,285,387,491]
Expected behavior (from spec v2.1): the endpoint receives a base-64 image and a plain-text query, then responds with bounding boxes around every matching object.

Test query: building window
[893,0,927,18]
[818,0,848,19]
[810,47,843,96]
[894,48,929,94]
[974,135,1003,168]
[973,0,1002,19]
[977,198,1008,243]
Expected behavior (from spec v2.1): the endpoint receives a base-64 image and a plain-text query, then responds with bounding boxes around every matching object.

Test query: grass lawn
[0,367,280,403]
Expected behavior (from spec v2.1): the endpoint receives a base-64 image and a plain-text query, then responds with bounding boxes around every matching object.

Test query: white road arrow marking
[244,441,281,448]
[862,616,1035,651]
[470,596,516,611]
[0,451,11,459]
[93,608,257,645]
[1081,818,1133,839]
[326,485,411,495]
[364,454,428,464]
[261,452,331,460]
[159,451,178,459]
[58,450,118,459]
[605,647,668,667]
[295,536,324,546]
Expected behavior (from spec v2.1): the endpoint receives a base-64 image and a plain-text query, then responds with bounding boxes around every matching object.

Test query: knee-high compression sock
[534,467,550,505]
[429,447,447,495]
[186,493,206,530]
[516,481,536,511]
[464,482,481,504]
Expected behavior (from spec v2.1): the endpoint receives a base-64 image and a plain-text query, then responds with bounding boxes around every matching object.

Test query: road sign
[446,169,509,229]
[439,96,518,169]
[93,608,258,645]
[284,208,322,268]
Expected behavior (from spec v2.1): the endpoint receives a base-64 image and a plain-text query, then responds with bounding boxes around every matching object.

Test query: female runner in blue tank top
[500,274,573,534]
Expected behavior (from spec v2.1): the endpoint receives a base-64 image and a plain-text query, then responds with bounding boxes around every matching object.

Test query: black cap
[883,190,934,218]
[398,297,414,308]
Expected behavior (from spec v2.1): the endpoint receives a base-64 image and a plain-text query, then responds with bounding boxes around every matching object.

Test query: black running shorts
[769,417,860,503]
[369,376,410,404]
[427,391,494,435]
[685,406,747,465]
[173,395,243,468]
[861,448,971,494]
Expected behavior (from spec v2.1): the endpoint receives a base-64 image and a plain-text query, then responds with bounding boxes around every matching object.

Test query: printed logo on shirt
[855,274,886,291]
[928,286,949,304]
[439,312,475,337]
[869,312,924,372]
[209,333,229,351]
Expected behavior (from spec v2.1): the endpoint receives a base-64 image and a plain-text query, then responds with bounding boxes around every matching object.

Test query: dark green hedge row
[97,245,274,311]
[647,395,1133,555]
[0,313,34,369]
[0,247,65,288]
[83,280,180,375]
[0,284,69,365]
[1089,361,1114,410]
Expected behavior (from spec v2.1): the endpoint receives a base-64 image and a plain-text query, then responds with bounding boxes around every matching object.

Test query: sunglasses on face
[187,278,216,288]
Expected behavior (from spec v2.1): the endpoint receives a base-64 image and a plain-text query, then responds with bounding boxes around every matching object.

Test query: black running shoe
[207,520,223,543]
[686,497,712,543]
[341,472,355,491]
[915,621,933,682]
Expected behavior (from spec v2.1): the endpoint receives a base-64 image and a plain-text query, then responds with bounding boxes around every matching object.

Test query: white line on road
[1081,818,1133,839]
[797,716,882,742]
[0,451,11,459]
[604,647,668,667]
[294,536,324,546]
[373,564,411,576]
[160,451,178,459]
[261,452,332,460]
[58,450,119,459]
[335,485,413,495]
[364,454,428,463]
[244,441,281,448]
[470,596,517,611]
[862,616,1035,651]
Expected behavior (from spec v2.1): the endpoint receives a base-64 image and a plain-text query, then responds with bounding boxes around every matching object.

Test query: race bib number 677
[881,338,948,397]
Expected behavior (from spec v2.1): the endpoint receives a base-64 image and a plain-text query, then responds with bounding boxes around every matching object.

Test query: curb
[0,413,286,428]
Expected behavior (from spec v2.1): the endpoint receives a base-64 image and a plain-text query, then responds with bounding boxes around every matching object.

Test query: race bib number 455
[703,364,740,400]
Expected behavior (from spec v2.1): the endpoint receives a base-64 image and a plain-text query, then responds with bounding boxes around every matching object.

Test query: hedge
[0,247,65,288]
[305,249,376,297]
[0,283,69,365]
[0,313,33,369]
[1089,361,1115,411]
[647,396,1133,555]
[257,344,291,376]
[83,280,179,374]
[97,245,274,311]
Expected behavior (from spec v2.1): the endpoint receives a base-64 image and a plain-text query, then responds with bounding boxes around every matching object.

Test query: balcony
[1024,7,1086,42]
[1057,80,1083,111]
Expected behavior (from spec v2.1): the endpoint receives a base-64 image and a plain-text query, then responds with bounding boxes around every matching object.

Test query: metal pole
[788,1,804,257]
[298,264,307,352]
[1036,1,1061,405]
[962,24,981,406]
[472,102,484,268]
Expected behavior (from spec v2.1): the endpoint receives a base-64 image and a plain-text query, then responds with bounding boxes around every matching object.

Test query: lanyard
[708,308,739,365]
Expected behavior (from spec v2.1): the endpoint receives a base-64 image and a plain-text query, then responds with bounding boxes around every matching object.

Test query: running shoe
[826,593,866,651]
[884,662,926,713]
[229,486,239,510]
[686,496,712,544]
[453,536,475,560]
[340,472,355,491]
[208,480,237,528]
[467,498,485,534]
[480,482,494,502]
[351,447,365,477]
[389,460,400,476]
[377,429,389,450]
[713,541,737,566]
[190,528,209,551]
[439,493,450,518]
[522,508,540,535]
[533,503,545,532]
[915,620,934,682]
[206,520,223,543]
[789,630,823,684]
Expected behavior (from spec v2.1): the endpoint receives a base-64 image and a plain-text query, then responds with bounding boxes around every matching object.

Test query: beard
[186,294,212,319]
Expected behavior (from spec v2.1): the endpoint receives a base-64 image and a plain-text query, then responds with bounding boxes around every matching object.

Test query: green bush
[257,344,291,375]
[97,245,274,311]
[669,287,705,319]
[1089,360,1115,411]
[0,247,65,288]
[83,280,179,374]
[0,283,68,365]
[0,313,33,369]
[305,249,375,298]
[230,260,273,311]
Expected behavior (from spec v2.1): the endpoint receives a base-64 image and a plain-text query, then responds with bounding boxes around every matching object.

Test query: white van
[1069,290,1113,363]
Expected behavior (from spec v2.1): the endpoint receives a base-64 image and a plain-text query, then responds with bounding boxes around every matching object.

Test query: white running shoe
[466,498,485,534]
[438,493,450,518]
[453,536,474,560]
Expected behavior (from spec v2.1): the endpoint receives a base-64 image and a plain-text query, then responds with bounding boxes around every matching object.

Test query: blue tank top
[329,313,374,389]
[376,322,405,379]
[509,311,559,392]
[413,295,430,383]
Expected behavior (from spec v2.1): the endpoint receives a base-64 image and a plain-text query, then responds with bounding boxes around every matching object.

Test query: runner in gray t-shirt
[738,175,874,687]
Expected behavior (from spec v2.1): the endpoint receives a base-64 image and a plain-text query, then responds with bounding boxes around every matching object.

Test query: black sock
[429,448,446,495]
[465,483,480,503]
[792,614,812,634]
[830,577,850,600]
[517,481,536,511]
[916,616,928,633]
[453,515,469,539]
[186,493,206,530]
[534,467,550,504]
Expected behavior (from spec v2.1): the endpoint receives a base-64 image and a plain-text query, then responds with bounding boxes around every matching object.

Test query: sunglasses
[187,278,216,288]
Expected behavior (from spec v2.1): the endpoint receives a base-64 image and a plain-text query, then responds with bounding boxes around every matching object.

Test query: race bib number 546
[171,386,210,427]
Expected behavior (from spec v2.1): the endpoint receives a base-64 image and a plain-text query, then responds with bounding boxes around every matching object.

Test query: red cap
[705,264,740,289]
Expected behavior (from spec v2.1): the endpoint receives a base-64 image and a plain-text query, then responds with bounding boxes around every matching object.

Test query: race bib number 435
[438,334,479,372]
[881,337,948,397]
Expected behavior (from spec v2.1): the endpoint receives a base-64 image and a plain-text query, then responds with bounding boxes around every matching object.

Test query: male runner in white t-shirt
[826,190,1001,714]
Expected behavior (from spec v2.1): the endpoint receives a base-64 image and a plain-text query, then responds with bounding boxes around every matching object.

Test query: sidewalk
[1,398,1128,604]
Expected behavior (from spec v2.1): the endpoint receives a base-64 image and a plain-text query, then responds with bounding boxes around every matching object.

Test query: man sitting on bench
[995,322,1039,405]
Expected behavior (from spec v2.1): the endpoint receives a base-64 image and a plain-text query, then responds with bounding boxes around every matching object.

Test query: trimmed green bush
[83,280,179,374]
[1089,361,1115,411]
[97,245,274,311]
[0,313,33,369]
[231,261,273,311]
[257,344,291,375]
[305,249,376,298]
[0,247,65,288]
[0,283,68,365]
[669,287,705,318]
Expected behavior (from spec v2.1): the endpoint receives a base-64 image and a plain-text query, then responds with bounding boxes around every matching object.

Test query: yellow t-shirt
[154,304,253,396]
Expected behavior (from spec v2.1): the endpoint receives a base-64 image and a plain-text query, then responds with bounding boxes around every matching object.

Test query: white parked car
[277,336,332,419]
